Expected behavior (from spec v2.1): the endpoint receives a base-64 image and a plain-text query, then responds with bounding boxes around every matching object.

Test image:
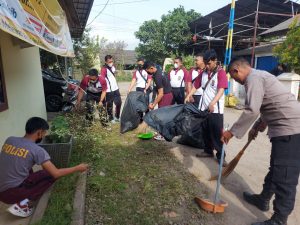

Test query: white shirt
[198,69,225,114]
[104,66,118,92]
[169,69,186,88]
[191,69,203,96]
[134,69,149,88]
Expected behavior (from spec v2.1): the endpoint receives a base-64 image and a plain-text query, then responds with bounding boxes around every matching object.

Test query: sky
[86,0,231,50]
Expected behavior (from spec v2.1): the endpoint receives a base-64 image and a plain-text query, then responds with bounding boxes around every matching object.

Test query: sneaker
[114,118,120,123]
[154,134,165,141]
[7,203,34,217]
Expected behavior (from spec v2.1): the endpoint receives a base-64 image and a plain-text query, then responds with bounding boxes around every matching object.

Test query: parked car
[42,69,66,112]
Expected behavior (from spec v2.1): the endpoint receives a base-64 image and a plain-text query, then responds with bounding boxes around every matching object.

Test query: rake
[209,139,253,181]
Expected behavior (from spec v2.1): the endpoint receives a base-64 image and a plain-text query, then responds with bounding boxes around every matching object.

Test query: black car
[42,69,66,112]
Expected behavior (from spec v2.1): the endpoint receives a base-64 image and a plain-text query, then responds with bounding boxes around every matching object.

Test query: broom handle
[214,144,226,205]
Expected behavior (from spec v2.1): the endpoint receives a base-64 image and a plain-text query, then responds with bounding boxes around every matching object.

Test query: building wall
[0,30,46,146]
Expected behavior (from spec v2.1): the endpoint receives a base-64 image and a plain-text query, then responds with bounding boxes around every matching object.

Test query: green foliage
[273,20,300,74]
[116,70,133,82]
[49,116,71,143]
[135,6,200,64]
[165,64,173,74]
[182,55,194,70]
[73,28,101,75]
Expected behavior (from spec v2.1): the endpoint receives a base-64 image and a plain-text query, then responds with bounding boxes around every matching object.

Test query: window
[0,50,8,112]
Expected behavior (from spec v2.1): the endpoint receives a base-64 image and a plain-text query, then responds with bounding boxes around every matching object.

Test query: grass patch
[116,70,133,82]
[33,174,78,225]
[39,113,223,225]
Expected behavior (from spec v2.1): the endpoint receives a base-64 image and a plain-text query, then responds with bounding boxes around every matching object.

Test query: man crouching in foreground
[0,117,88,217]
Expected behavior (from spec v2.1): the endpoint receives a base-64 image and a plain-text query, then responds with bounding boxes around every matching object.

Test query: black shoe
[251,214,287,225]
[243,192,270,212]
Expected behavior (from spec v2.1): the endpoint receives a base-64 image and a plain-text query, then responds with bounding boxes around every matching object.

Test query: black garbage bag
[143,103,208,142]
[120,91,148,133]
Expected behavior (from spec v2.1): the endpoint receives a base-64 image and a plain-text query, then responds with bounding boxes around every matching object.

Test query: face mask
[174,63,179,69]
[107,63,113,67]
[90,79,97,84]
[35,138,42,144]
[147,71,154,75]
[137,64,143,69]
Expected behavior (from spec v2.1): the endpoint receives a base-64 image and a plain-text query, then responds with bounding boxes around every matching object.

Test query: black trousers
[192,95,202,109]
[203,113,224,159]
[261,134,300,219]
[172,87,185,105]
[106,90,122,120]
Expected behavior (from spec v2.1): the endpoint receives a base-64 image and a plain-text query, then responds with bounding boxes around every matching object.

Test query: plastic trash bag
[120,91,148,133]
[143,103,208,142]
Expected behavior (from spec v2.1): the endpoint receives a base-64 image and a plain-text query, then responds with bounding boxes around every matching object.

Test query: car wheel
[45,94,63,112]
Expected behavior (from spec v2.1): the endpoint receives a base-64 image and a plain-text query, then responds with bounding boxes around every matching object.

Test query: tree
[73,28,101,75]
[273,20,300,74]
[100,40,128,69]
[135,6,200,64]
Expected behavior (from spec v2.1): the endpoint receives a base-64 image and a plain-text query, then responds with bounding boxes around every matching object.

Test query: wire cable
[87,0,110,27]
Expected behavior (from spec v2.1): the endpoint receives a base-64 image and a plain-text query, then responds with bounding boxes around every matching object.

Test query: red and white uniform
[189,68,204,96]
[80,75,107,94]
[194,67,228,114]
[168,68,190,88]
[133,69,152,88]
[100,66,118,92]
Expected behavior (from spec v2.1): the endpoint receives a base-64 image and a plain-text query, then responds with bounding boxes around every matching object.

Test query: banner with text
[0,0,74,57]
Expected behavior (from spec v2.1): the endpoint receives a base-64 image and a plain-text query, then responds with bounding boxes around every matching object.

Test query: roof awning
[0,0,74,57]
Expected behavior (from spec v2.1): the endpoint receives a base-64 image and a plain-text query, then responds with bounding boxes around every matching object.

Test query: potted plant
[39,115,73,168]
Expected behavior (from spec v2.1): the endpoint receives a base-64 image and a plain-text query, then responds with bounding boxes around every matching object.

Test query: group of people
[126,50,228,164]
[76,54,122,125]
[0,48,300,225]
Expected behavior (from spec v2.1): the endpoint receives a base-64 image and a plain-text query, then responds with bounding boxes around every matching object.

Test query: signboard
[0,0,74,57]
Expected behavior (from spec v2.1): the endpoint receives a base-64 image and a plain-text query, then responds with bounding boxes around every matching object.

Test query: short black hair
[25,117,49,134]
[88,68,98,77]
[105,55,113,62]
[228,57,250,72]
[175,56,183,62]
[203,49,217,63]
[137,57,144,62]
[195,53,204,58]
[143,61,155,69]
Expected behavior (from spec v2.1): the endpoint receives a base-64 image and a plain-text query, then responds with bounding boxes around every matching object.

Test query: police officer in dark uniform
[222,57,300,225]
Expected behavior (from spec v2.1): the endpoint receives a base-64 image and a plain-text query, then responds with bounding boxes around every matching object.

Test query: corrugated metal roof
[59,0,94,38]
[189,0,300,53]
[260,14,300,36]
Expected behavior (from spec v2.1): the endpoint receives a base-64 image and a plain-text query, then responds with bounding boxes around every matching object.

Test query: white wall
[0,30,46,146]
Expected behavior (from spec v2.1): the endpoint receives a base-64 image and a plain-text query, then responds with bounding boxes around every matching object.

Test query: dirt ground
[118,82,300,225]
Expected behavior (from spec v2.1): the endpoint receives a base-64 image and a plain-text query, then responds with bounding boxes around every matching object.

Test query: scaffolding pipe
[251,0,260,67]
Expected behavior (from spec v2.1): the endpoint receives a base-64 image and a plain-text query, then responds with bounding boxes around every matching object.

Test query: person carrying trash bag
[222,57,300,225]
[185,49,228,166]
[127,58,152,121]
[144,61,174,141]
[76,68,109,127]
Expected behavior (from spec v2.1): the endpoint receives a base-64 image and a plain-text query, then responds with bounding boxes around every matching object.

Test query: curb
[71,171,87,225]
